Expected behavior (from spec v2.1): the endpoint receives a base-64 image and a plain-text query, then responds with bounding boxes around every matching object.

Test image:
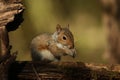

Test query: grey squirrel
[30,24,76,62]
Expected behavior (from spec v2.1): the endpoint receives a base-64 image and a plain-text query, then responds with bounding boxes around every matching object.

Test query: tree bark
[0,0,24,80]
[0,0,24,57]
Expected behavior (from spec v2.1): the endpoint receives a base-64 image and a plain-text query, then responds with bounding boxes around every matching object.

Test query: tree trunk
[101,0,120,63]
[0,0,24,80]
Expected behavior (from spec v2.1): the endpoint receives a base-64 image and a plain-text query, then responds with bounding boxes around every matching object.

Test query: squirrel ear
[56,24,62,33]
[67,24,69,29]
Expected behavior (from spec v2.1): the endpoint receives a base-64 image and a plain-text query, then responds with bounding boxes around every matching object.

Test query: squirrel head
[56,24,74,49]
[52,24,76,58]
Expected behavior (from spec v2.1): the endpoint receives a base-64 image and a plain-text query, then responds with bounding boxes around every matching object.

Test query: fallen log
[8,61,120,80]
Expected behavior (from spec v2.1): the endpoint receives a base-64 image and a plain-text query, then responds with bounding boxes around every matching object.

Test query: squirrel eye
[63,36,67,40]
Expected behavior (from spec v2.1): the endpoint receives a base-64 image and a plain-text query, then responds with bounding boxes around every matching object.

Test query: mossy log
[8,61,120,80]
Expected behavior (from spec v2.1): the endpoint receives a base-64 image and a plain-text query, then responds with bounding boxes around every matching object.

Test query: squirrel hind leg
[31,49,42,61]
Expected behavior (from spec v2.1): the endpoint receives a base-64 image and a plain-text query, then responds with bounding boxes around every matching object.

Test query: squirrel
[30,24,76,62]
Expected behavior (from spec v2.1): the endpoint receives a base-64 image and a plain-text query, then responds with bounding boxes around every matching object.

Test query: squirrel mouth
[63,50,76,58]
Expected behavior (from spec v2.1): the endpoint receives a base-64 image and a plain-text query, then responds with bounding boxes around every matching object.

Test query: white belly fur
[40,50,56,61]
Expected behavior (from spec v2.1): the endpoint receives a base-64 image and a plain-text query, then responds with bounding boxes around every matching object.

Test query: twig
[31,64,41,80]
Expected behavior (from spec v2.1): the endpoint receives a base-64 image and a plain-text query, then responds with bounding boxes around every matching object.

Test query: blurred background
[9,0,107,63]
